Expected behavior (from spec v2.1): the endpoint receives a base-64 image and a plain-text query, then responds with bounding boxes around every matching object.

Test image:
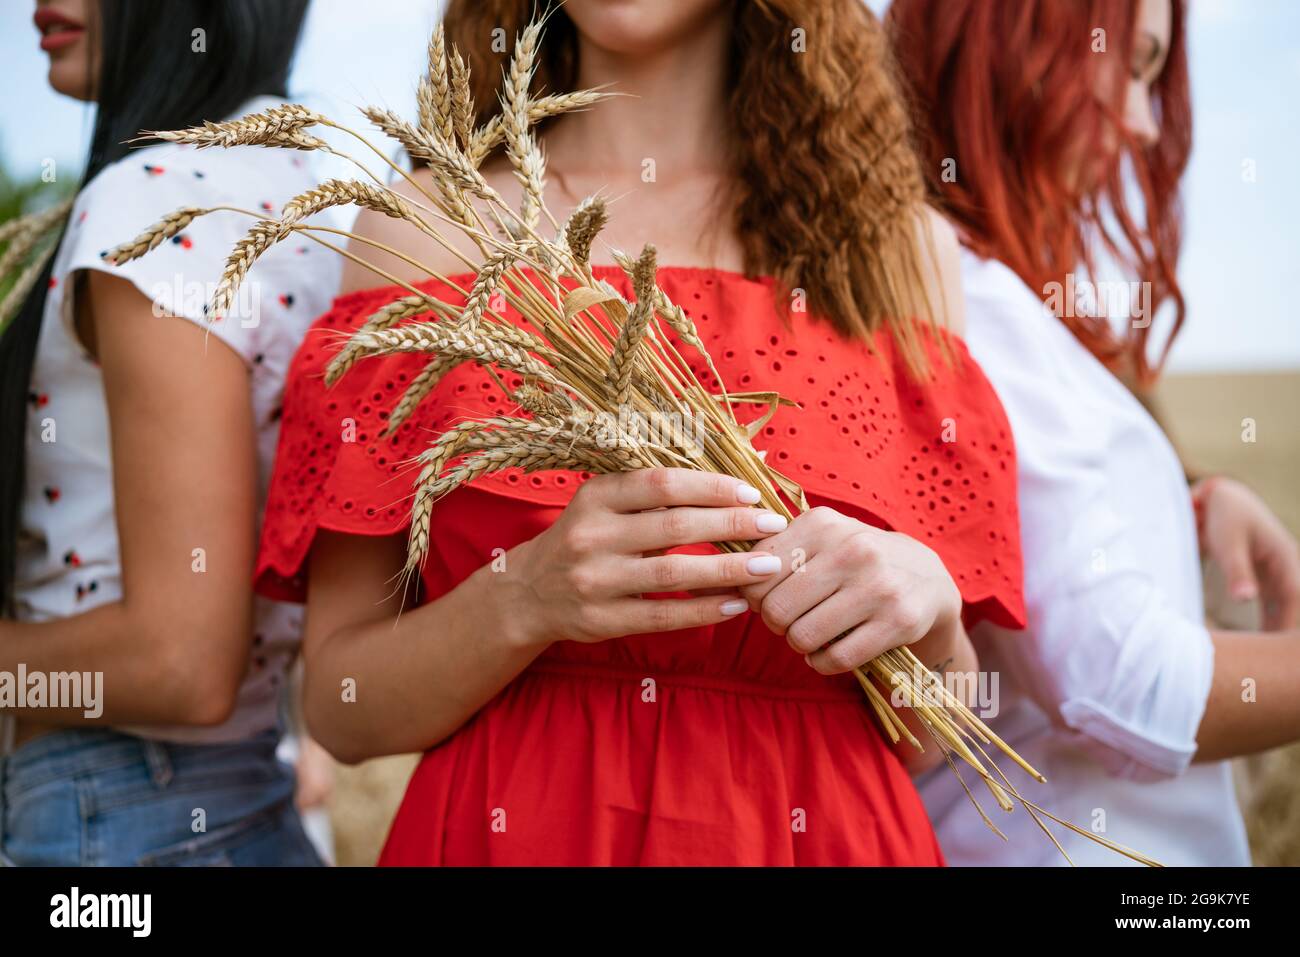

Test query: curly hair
[443,0,939,361]
[888,0,1191,383]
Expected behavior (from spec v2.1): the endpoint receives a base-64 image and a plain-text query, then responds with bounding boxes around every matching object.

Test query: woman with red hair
[890,0,1300,865]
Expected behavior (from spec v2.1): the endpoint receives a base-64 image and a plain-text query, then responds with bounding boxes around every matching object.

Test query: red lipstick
[34,7,86,53]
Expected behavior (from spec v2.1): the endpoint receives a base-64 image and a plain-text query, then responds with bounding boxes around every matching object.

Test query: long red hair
[888,0,1191,382]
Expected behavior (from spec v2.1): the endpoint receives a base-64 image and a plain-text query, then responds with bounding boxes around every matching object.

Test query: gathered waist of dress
[522,658,866,703]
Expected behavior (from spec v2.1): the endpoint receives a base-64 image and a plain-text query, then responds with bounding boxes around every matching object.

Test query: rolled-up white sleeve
[961,254,1213,782]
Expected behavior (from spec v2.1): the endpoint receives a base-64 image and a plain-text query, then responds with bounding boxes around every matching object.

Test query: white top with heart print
[8,96,341,751]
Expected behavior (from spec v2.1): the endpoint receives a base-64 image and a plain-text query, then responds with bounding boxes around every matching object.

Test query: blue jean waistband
[0,726,282,793]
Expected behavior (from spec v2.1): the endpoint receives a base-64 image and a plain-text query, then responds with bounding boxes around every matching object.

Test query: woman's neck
[545,19,732,176]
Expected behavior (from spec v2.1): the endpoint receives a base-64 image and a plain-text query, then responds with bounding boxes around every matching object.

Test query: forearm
[303,555,551,763]
[1194,628,1300,762]
[0,598,248,727]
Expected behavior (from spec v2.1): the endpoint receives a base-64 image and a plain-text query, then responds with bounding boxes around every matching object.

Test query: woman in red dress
[254,0,1026,865]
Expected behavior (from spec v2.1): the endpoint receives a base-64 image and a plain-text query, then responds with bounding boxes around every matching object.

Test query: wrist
[910,600,964,671]
[469,539,554,653]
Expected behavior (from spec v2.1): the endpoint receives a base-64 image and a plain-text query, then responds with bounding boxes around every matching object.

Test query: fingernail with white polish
[755,512,788,533]
[746,554,782,575]
[736,483,762,504]
[720,599,749,616]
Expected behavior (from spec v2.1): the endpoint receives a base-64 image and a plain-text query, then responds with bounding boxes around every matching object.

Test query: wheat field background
[323,371,1300,866]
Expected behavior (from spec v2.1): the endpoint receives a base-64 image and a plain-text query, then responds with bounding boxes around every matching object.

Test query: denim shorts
[0,727,323,866]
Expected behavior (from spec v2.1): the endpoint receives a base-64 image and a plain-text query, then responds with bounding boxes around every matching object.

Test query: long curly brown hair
[443,0,938,360]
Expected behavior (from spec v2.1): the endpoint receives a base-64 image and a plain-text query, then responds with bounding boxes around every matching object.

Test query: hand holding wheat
[104,15,1157,866]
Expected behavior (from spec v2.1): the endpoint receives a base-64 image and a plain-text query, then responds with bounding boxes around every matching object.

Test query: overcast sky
[2,0,1296,372]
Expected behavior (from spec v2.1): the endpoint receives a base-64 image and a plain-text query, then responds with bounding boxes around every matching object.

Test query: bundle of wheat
[106,15,1156,866]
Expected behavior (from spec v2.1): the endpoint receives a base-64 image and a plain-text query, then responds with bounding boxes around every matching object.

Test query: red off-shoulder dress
[256,266,1025,866]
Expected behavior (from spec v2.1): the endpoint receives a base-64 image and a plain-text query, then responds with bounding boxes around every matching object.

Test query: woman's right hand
[504,468,789,647]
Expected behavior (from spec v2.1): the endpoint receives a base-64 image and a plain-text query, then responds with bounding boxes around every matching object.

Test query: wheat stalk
[325,294,443,387]
[106,15,1158,867]
[144,104,328,150]
[0,196,74,332]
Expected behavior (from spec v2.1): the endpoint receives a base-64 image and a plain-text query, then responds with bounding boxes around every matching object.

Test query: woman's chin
[46,59,94,101]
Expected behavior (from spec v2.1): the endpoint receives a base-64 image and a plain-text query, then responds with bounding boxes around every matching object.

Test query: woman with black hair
[0,0,336,865]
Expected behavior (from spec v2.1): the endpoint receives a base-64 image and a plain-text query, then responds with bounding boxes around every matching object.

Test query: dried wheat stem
[0,197,73,279]
[316,118,469,227]
[0,243,58,329]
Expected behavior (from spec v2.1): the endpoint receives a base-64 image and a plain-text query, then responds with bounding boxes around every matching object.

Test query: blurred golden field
[323,371,1300,866]
[1159,371,1300,867]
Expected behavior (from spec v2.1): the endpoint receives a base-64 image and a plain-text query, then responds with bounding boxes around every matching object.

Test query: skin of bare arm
[1193,629,1300,762]
[2,271,257,735]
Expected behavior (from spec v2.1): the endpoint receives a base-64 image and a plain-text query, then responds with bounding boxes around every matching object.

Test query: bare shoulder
[337,161,526,295]
[915,206,966,337]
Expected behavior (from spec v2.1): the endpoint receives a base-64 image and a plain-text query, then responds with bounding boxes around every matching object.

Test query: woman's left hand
[1193,476,1300,630]
[738,506,963,674]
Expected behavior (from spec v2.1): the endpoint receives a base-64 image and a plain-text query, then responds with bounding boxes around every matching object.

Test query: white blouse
[916,249,1251,866]
[9,96,340,751]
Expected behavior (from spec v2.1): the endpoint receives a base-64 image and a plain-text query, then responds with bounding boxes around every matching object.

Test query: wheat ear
[563,197,609,270]
[325,294,443,387]
[500,22,545,228]
[145,104,327,149]
[209,220,293,319]
[467,91,611,167]
[104,207,210,265]
[347,321,561,387]
[448,49,475,149]
[608,245,658,404]
[281,179,418,225]
[417,25,455,143]
[362,106,490,201]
